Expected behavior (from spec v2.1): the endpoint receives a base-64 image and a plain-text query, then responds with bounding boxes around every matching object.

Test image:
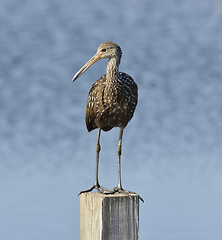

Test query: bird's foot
[78,183,109,195]
[108,186,144,202]
[78,185,144,202]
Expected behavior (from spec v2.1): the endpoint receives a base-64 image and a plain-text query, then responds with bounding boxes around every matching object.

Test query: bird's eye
[101,48,106,52]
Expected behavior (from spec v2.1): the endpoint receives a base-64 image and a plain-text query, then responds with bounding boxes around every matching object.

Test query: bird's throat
[106,57,120,87]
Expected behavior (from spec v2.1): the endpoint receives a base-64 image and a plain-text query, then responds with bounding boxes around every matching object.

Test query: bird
[72,41,139,197]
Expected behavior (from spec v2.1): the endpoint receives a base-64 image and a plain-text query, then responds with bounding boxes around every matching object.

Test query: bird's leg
[94,128,101,189]
[112,128,124,192]
[111,128,144,202]
[117,128,123,190]
[79,128,108,195]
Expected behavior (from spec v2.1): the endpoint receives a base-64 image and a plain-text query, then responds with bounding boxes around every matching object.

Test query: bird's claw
[78,184,109,195]
[99,186,144,202]
[78,185,144,202]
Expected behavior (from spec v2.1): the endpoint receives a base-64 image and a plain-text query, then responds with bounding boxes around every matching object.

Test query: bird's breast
[85,73,137,131]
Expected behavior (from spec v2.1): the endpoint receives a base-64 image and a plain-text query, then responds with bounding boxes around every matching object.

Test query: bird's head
[96,42,122,59]
[72,42,122,82]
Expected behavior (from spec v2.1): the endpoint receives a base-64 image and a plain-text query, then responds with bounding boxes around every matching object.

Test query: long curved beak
[72,53,101,82]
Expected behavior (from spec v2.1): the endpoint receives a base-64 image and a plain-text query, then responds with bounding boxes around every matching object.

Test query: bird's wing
[85,75,106,132]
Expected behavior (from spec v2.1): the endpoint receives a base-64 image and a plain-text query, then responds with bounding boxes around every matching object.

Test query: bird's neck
[106,57,120,86]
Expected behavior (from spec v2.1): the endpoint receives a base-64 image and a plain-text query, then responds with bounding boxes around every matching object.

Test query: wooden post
[80,192,139,240]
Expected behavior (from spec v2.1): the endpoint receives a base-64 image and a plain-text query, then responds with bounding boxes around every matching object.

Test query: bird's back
[85,72,138,132]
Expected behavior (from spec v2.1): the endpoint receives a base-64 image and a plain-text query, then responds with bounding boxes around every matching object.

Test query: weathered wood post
[80,192,140,240]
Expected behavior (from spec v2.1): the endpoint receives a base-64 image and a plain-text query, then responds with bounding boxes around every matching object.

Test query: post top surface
[80,192,139,199]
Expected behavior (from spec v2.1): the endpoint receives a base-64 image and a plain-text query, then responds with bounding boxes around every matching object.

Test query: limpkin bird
[72,41,139,197]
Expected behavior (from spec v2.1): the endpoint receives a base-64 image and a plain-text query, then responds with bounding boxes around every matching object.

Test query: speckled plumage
[86,71,138,132]
[72,42,141,198]
[85,43,138,132]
